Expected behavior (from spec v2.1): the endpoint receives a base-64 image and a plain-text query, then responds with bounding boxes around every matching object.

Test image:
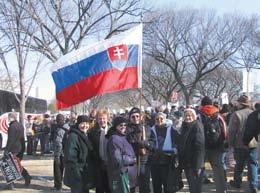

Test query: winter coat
[228,108,255,149]
[88,123,111,164]
[5,120,25,157]
[107,129,137,189]
[243,109,260,146]
[148,124,179,165]
[178,120,205,169]
[52,123,69,160]
[199,105,227,150]
[126,123,151,163]
[63,128,94,190]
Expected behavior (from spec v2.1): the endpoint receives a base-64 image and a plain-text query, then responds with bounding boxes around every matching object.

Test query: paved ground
[0,153,257,193]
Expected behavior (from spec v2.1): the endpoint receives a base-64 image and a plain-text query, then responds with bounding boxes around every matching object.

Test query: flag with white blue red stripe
[52,24,142,109]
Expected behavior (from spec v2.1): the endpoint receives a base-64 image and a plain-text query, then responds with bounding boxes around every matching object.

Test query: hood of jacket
[199,105,219,116]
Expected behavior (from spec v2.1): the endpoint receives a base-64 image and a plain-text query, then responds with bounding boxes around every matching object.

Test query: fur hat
[201,96,213,106]
[112,116,128,128]
[237,95,251,106]
[129,107,141,117]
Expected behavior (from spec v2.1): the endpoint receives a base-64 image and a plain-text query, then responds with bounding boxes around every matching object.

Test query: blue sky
[33,0,260,101]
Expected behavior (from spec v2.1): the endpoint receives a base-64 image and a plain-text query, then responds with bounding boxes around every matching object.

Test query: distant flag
[52,24,143,109]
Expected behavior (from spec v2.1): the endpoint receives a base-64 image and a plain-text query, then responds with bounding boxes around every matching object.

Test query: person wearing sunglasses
[126,107,151,193]
[107,116,137,193]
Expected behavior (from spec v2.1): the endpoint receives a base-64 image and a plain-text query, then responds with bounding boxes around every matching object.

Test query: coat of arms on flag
[108,44,128,71]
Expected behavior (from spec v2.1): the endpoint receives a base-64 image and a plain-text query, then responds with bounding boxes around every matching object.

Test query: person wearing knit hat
[64,114,94,193]
[107,116,137,193]
[201,96,213,106]
[127,107,151,193]
[75,115,90,133]
[178,108,205,193]
[129,107,141,118]
[112,116,128,135]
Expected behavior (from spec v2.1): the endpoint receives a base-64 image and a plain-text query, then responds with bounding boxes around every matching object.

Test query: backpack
[201,112,224,149]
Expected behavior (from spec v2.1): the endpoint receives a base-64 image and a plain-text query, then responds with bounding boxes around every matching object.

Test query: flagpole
[137,2,144,175]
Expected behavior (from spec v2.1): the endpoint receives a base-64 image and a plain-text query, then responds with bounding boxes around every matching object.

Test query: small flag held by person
[52,24,143,109]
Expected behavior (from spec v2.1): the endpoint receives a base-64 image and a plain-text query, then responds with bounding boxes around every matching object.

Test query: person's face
[116,122,127,135]
[90,109,97,117]
[78,122,90,133]
[70,113,77,121]
[130,113,140,124]
[97,114,108,128]
[184,111,195,123]
[155,115,165,126]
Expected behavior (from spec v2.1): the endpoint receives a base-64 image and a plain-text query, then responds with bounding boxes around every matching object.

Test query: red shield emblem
[107,44,128,71]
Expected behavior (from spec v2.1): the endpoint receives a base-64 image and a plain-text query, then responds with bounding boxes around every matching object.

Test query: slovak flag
[52,24,142,109]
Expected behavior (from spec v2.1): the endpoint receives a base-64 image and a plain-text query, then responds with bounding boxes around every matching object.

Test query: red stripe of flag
[56,66,138,109]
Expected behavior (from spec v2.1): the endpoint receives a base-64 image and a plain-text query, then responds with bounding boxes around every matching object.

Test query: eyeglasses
[130,115,139,119]
[118,123,127,127]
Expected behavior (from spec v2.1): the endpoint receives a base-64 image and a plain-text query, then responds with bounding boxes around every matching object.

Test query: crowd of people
[2,94,260,193]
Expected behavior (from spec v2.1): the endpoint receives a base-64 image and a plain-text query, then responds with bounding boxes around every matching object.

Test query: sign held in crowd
[0,153,22,184]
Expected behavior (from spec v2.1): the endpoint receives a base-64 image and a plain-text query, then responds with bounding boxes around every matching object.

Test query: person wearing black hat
[229,95,258,192]
[107,116,137,193]
[199,96,228,193]
[126,107,151,193]
[64,115,94,193]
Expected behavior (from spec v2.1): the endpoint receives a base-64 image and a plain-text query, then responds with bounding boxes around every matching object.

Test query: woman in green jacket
[64,115,94,193]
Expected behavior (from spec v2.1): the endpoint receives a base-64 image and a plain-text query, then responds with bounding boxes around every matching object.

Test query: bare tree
[143,56,178,104]
[16,0,148,111]
[0,0,43,125]
[18,0,146,62]
[144,9,250,105]
[197,66,242,101]
[227,16,260,95]
[0,68,18,91]
[115,89,141,108]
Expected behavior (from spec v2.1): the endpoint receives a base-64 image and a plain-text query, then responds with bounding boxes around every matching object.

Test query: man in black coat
[88,109,111,193]
[3,112,31,190]
[243,102,260,146]
[126,107,151,193]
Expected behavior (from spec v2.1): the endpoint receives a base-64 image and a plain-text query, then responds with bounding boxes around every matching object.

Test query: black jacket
[243,109,260,146]
[5,120,25,158]
[126,123,151,163]
[178,120,205,169]
[63,128,94,190]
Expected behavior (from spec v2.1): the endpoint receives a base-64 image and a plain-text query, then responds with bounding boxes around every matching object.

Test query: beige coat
[228,108,257,149]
